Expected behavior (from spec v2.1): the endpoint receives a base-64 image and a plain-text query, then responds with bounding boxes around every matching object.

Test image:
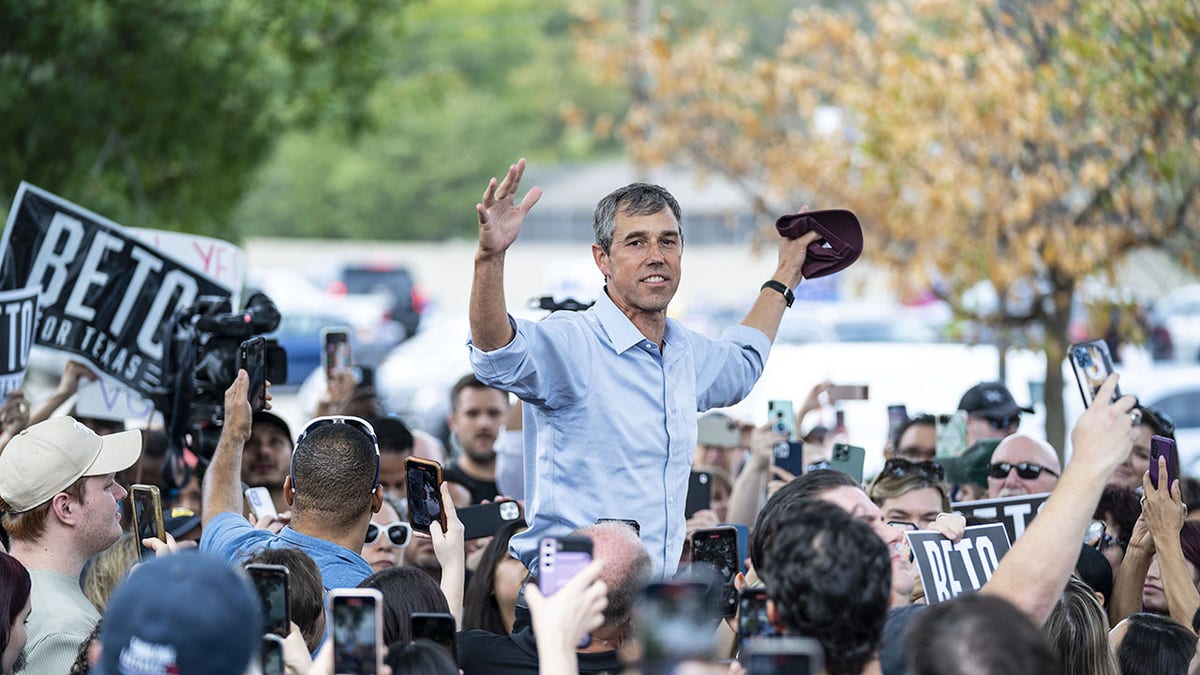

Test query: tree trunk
[1042,275,1075,459]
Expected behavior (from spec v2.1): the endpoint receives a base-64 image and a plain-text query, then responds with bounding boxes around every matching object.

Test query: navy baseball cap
[96,553,263,675]
[957,382,1034,419]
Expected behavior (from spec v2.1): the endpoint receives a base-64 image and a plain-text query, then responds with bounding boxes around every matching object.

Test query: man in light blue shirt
[469,158,821,577]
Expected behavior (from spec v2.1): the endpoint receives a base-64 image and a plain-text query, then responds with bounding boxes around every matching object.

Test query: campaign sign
[0,286,40,394]
[951,493,1050,544]
[74,375,159,424]
[908,523,1011,604]
[0,183,231,395]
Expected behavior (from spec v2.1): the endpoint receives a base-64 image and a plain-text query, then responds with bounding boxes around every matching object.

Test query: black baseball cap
[957,382,1034,419]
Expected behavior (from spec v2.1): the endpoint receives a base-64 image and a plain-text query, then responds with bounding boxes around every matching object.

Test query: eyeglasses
[881,458,945,482]
[291,416,381,490]
[1084,520,1116,552]
[981,415,1020,430]
[887,520,918,532]
[365,521,412,547]
[987,462,1059,480]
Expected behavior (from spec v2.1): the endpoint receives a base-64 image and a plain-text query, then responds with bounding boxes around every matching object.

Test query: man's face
[448,387,508,464]
[241,423,293,489]
[818,486,912,597]
[1111,425,1153,490]
[592,209,682,321]
[986,436,1060,498]
[892,424,937,462]
[879,487,944,530]
[966,413,1018,445]
[378,451,411,501]
[694,444,743,475]
[81,474,128,554]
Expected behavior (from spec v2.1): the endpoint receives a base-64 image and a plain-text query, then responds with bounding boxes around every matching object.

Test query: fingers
[519,186,543,214]
[797,230,822,247]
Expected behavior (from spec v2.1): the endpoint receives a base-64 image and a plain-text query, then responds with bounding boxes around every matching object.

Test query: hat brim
[971,403,1035,419]
[83,429,142,477]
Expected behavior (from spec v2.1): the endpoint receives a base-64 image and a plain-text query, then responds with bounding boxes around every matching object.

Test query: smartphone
[691,526,739,617]
[596,518,641,536]
[538,536,593,596]
[771,440,805,477]
[743,636,824,675]
[828,443,866,484]
[410,612,458,663]
[130,484,165,561]
[767,400,796,440]
[738,588,778,643]
[330,588,383,675]
[322,327,353,381]
[685,471,712,518]
[405,457,445,535]
[457,501,523,540]
[238,336,267,412]
[260,635,286,675]
[936,411,968,457]
[244,486,278,521]
[246,563,291,638]
[1069,339,1122,407]
[828,384,869,400]
[887,404,908,439]
[697,414,741,448]
[725,523,750,574]
[639,582,716,670]
[1149,435,1177,488]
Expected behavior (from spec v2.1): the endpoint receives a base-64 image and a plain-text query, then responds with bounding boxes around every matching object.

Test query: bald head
[573,522,652,629]
[986,434,1061,498]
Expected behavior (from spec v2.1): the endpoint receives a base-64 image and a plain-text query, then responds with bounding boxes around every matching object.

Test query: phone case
[1069,339,1121,407]
[538,536,593,596]
[245,486,278,520]
[239,336,267,412]
[410,612,458,661]
[828,444,866,484]
[772,440,805,477]
[405,457,445,534]
[130,484,164,560]
[691,526,739,617]
[1150,435,1176,488]
[457,501,523,540]
[767,400,796,440]
[684,471,712,518]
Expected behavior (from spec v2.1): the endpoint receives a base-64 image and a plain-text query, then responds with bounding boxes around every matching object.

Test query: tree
[0,0,408,241]
[574,0,1200,451]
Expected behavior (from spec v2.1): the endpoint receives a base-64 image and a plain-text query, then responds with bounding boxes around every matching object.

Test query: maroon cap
[775,209,863,279]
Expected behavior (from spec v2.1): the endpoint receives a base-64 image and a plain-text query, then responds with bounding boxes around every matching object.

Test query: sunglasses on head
[291,415,381,490]
[1138,406,1176,436]
[1083,520,1117,552]
[365,521,412,547]
[882,458,945,482]
[987,461,1058,480]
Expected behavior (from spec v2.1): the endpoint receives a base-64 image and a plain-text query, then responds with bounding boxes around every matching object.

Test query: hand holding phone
[538,536,594,596]
[245,486,278,521]
[330,589,384,675]
[691,526,739,617]
[406,457,446,535]
[130,484,165,561]
[458,501,523,540]
[1069,339,1121,407]
[239,336,267,412]
[772,440,805,477]
[322,327,352,380]
[1149,435,1177,489]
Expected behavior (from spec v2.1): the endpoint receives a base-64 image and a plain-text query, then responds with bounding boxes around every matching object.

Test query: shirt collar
[594,286,652,354]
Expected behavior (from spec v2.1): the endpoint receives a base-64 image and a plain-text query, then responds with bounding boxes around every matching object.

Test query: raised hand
[476,158,543,258]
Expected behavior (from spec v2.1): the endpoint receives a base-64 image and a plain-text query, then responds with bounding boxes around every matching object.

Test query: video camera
[155,293,287,476]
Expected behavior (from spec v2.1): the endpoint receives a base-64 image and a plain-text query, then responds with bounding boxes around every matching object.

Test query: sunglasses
[882,458,945,482]
[291,416,381,490]
[1084,520,1117,552]
[366,521,413,547]
[987,462,1059,481]
[981,415,1020,431]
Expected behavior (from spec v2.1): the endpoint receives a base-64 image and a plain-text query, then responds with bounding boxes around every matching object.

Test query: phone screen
[239,337,267,412]
[261,636,285,675]
[1150,435,1177,487]
[1070,339,1121,407]
[691,527,738,617]
[323,329,352,380]
[639,582,715,670]
[743,637,823,675]
[406,459,444,535]
[738,589,778,642]
[411,613,457,662]
[131,485,163,561]
[247,564,290,637]
[332,593,380,675]
[538,536,593,596]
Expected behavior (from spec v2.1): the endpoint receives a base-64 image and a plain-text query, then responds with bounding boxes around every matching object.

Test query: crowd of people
[0,157,1196,674]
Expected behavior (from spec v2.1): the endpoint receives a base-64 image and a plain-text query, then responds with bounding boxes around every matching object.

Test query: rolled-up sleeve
[694,324,772,411]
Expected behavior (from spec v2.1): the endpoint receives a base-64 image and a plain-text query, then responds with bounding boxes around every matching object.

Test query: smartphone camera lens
[773,441,789,458]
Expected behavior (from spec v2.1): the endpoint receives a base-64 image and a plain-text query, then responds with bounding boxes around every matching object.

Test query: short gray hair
[592,183,683,253]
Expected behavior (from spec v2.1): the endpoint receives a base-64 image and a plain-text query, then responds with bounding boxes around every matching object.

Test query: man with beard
[443,374,508,504]
[240,411,294,514]
[985,433,1061,499]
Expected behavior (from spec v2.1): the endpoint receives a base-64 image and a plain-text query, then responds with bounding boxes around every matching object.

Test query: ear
[282,475,295,507]
[51,491,80,527]
[592,243,610,280]
[371,486,384,514]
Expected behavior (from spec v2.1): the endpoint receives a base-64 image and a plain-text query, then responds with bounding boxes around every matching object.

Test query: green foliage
[0,0,406,240]
[235,0,628,240]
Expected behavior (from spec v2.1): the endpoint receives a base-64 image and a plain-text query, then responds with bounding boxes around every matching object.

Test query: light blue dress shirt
[469,289,770,579]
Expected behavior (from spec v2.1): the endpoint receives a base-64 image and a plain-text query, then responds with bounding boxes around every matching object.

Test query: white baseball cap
[0,416,142,512]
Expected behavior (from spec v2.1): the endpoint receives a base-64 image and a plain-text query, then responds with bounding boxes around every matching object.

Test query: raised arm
[28,360,96,426]
[980,374,1135,623]
[739,227,820,342]
[202,370,253,527]
[471,158,542,352]
[1141,460,1199,628]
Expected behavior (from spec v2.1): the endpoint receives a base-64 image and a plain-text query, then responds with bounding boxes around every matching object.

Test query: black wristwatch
[761,280,794,308]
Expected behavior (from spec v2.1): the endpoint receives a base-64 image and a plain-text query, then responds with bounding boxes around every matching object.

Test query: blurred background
[2,0,1198,467]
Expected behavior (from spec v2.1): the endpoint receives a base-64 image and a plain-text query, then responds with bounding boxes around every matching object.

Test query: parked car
[1153,284,1200,363]
[1119,365,1200,476]
[331,264,428,339]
